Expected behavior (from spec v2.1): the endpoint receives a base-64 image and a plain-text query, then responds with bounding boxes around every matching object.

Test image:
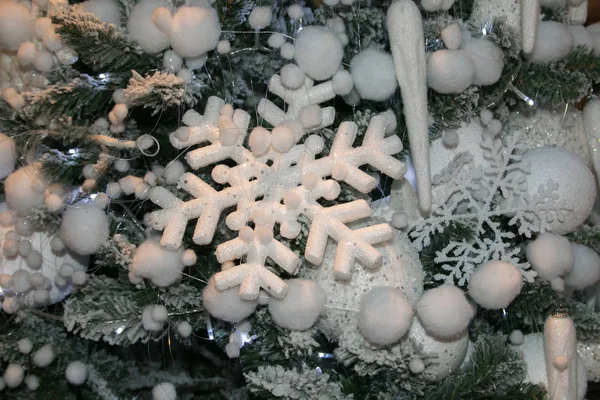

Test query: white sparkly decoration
[4,164,47,217]
[387,0,431,213]
[65,361,88,385]
[293,26,343,81]
[248,6,272,30]
[357,287,413,346]
[350,48,397,101]
[149,98,405,301]
[421,0,455,11]
[169,5,220,58]
[526,233,574,283]
[77,0,122,27]
[127,0,173,54]
[527,21,573,64]
[268,279,325,330]
[202,277,258,322]
[468,261,522,309]
[60,203,109,256]
[564,243,600,291]
[0,1,34,51]
[302,207,423,340]
[416,284,475,339]
[3,364,24,388]
[0,133,16,179]
[163,50,182,74]
[426,50,474,94]
[152,382,177,400]
[129,239,184,287]
[462,38,504,86]
[516,147,595,235]
[584,99,600,184]
[33,344,55,367]
[408,318,469,381]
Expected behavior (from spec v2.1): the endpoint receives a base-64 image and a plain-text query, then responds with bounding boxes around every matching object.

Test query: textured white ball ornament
[350,48,397,101]
[0,133,16,180]
[294,26,343,81]
[527,21,573,64]
[248,6,272,30]
[267,32,285,48]
[280,64,305,90]
[60,203,109,256]
[77,0,122,27]
[426,50,475,94]
[177,321,193,338]
[0,1,34,51]
[33,344,55,367]
[416,284,475,339]
[153,382,176,400]
[33,50,54,73]
[564,243,600,291]
[468,261,523,309]
[4,164,47,217]
[65,361,88,385]
[519,147,596,234]
[169,6,221,58]
[357,287,413,346]
[151,7,172,33]
[441,23,462,50]
[462,38,504,86]
[302,207,423,340]
[3,364,24,388]
[129,239,184,287]
[268,279,325,330]
[127,0,173,54]
[408,318,469,381]
[332,69,354,96]
[526,233,574,281]
[17,41,37,67]
[568,25,596,54]
[202,277,258,322]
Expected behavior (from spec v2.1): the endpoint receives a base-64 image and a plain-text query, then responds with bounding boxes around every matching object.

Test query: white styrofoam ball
[509,329,524,345]
[152,382,176,400]
[421,0,441,11]
[151,7,172,33]
[169,6,220,58]
[162,160,185,184]
[564,243,600,291]
[442,130,459,148]
[267,33,285,49]
[519,147,596,234]
[416,284,475,339]
[2,297,20,314]
[142,305,164,331]
[5,164,46,217]
[441,23,462,50]
[357,287,413,346]
[65,361,88,385]
[60,204,109,256]
[568,25,596,54]
[248,6,272,30]
[216,40,230,54]
[151,304,168,322]
[462,38,504,85]
[427,50,475,94]
[287,5,304,20]
[526,233,574,281]
[162,50,182,74]
[25,375,39,391]
[185,53,208,70]
[3,364,24,388]
[33,344,55,367]
[0,133,16,179]
[280,64,305,90]
[11,270,31,294]
[177,321,193,338]
[527,21,573,64]
[249,127,271,156]
[78,0,122,27]
[17,41,37,67]
[271,125,295,153]
[129,239,184,287]
[298,105,322,130]
[294,26,343,81]
[468,261,523,309]
[33,50,54,73]
[351,48,397,101]
[181,249,197,266]
[331,69,353,96]
[72,270,88,286]
[268,279,325,331]
[409,358,425,374]
[17,338,33,354]
[127,0,173,54]
[280,42,295,60]
[409,317,469,381]
[0,1,34,51]
[202,277,258,322]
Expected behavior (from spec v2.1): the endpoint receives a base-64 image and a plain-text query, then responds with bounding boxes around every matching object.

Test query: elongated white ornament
[386,0,431,214]
[583,99,600,186]
[544,312,580,400]
[521,0,540,54]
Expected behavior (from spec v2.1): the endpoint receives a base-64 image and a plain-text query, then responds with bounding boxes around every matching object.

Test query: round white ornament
[127,0,173,54]
[202,277,258,323]
[0,1,34,51]
[129,239,185,287]
[60,203,109,256]
[77,0,122,27]
[462,38,504,86]
[169,6,220,58]
[268,279,325,330]
[426,50,475,94]
[350,48,397,101]
[468,260,523,309]
[527,21,573,64]
[294,26,343,81]
[4,164,47,217]
[0,133,16,179]
[416,284,475,339]
[564,243,600,291]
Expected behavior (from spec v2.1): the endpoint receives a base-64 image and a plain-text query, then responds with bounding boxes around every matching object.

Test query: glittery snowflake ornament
[147,96,406,300]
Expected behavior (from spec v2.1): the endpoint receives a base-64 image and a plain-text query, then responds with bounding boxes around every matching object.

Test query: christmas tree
[1,0,600,398]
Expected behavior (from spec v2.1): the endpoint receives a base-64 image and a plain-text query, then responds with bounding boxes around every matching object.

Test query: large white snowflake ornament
[147,96,406,300]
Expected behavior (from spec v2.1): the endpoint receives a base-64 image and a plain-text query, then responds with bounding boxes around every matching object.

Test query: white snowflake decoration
[147,96,406,300]
[410,134,571,286]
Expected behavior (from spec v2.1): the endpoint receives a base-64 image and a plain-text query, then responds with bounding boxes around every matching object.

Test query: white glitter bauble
[577,340,600,382]
[517,147,596,235]
[407,318,469,382]
[469,0,521,48]
[302,206,423,340]
[0,206,89,307]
